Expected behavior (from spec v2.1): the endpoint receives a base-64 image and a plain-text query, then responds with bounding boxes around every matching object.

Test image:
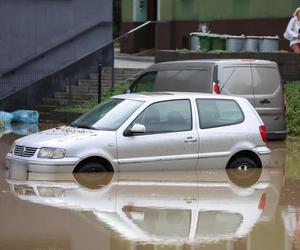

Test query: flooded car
[6,93,271,177]
[6,167,282,245]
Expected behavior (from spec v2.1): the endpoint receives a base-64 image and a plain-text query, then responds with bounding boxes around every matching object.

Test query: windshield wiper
[69,123,97,130]
[69,123,78,128]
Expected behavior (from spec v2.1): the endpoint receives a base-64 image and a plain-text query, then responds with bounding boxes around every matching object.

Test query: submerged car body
[6,92,271,175]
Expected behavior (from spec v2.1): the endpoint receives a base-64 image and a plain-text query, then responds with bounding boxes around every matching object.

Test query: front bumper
[253,146,272,167]
[6,154,81,179]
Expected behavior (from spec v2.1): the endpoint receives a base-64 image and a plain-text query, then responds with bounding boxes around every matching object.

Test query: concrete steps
[38,67,143,120]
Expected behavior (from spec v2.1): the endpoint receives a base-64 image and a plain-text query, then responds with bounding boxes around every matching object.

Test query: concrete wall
[0,0,112,70]
[120,0,296,53]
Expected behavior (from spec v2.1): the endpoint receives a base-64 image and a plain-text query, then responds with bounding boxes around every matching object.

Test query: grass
[285,82,300,136]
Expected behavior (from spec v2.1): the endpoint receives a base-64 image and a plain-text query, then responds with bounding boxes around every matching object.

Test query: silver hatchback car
[6,93,271,176]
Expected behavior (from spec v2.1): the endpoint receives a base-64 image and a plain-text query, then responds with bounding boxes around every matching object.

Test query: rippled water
[0,123,300,250]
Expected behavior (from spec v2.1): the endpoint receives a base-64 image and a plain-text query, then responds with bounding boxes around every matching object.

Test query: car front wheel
[73,162,114,189]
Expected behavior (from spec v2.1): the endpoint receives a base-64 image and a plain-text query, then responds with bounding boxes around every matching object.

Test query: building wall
[165,0,294,21]
[0,0,112,70]
[121,0,297,53]
[0,0,113,109]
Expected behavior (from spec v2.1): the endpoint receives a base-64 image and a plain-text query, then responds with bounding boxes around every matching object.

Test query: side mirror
[124,124,146,137]
[130,124,146,133]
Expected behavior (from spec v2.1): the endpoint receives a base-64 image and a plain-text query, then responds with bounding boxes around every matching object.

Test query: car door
[195,98,246,169]
[116,99,199,171]
[251,65,286,133]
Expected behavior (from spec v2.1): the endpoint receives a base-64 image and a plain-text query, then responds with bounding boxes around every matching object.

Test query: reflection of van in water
[128,59,287,140]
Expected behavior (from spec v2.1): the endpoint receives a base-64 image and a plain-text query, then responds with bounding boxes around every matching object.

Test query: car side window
[130,72,157,92]
[132,99,192,134]
[196,99,244,129]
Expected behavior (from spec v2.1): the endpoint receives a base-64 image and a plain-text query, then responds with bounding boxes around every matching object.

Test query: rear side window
[196,99,244,129]
[155,69,213,92]
[130,72,157,92]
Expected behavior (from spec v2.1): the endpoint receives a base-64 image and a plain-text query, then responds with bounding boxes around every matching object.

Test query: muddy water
[0,123,300,250]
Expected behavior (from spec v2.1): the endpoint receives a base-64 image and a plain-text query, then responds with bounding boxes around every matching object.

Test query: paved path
[114,49,154,69]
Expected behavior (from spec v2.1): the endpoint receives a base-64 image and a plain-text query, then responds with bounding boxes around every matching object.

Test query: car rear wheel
[227,157,262,187]
[73,162,113,189]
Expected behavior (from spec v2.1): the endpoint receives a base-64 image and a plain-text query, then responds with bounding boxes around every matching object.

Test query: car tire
[73,162,114,189]
[227,157,262,187]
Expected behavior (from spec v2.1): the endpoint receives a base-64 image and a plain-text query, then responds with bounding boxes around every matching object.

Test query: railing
[2,20,111,77]
[96,20,154,103]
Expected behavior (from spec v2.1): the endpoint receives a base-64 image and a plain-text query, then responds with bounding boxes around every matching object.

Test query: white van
[128,59,287,140]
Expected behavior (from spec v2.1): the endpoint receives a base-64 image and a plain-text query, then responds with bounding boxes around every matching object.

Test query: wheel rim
[237,164,249,172]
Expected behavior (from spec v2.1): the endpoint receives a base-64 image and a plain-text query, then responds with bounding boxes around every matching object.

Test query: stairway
[37,67,143,120]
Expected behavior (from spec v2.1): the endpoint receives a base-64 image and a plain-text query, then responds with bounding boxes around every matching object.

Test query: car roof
[145,59,277,71]
[113,92,244,102]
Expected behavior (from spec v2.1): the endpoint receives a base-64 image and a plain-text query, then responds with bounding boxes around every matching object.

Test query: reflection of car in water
[6,166,283,245]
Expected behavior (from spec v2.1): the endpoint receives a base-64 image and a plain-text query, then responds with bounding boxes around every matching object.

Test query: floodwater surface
[0,123,300,250]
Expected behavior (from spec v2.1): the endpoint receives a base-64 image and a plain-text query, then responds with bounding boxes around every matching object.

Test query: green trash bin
[210,34,226,51]
[190,32,211,51]
[198,33,211,51]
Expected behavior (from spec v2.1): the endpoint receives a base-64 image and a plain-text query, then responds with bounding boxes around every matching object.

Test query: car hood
[15,126,101,148]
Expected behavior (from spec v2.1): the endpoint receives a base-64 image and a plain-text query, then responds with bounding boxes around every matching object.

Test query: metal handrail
[2,20,112,77]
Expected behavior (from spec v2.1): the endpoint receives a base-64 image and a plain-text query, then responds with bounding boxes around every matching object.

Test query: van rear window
[154,69,213,93]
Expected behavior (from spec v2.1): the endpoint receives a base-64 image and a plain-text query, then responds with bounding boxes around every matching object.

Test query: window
[196,211,242,237]
[252,67,280,95]
[154,69,213,93]
[222,67,252,95]
[132,99,192,133]
[196,99,244,129]
[130,72,157,92]
[123,206,191,238]
[72,98,143,131]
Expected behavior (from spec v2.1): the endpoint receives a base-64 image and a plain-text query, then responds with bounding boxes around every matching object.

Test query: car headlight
[38,147,66,159]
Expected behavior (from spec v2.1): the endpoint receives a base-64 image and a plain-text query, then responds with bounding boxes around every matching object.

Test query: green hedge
[285,82,300,136]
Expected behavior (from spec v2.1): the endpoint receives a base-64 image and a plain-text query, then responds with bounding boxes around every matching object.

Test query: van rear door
[219,65,255,106]
[251,65,286,134]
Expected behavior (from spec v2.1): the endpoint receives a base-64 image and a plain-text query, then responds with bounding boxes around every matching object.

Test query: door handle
[184,198,197,204]
[184,137,197,143]
[260,99,270,104]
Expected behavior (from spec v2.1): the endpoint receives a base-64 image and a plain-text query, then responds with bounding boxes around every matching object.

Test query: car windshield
[71,98,143,131]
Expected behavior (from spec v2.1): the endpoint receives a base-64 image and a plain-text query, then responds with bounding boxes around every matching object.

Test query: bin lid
[190,32,211,37]
[246,36,261,39]
[225,35,246,39]
[260,36,280,40]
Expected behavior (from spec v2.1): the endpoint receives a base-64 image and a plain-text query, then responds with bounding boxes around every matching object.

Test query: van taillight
[258,193,266,209]
[259,125,267,142]
[213,82,220,94]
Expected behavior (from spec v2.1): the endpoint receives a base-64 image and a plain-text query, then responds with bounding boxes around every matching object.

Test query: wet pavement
[0,123,300,250]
